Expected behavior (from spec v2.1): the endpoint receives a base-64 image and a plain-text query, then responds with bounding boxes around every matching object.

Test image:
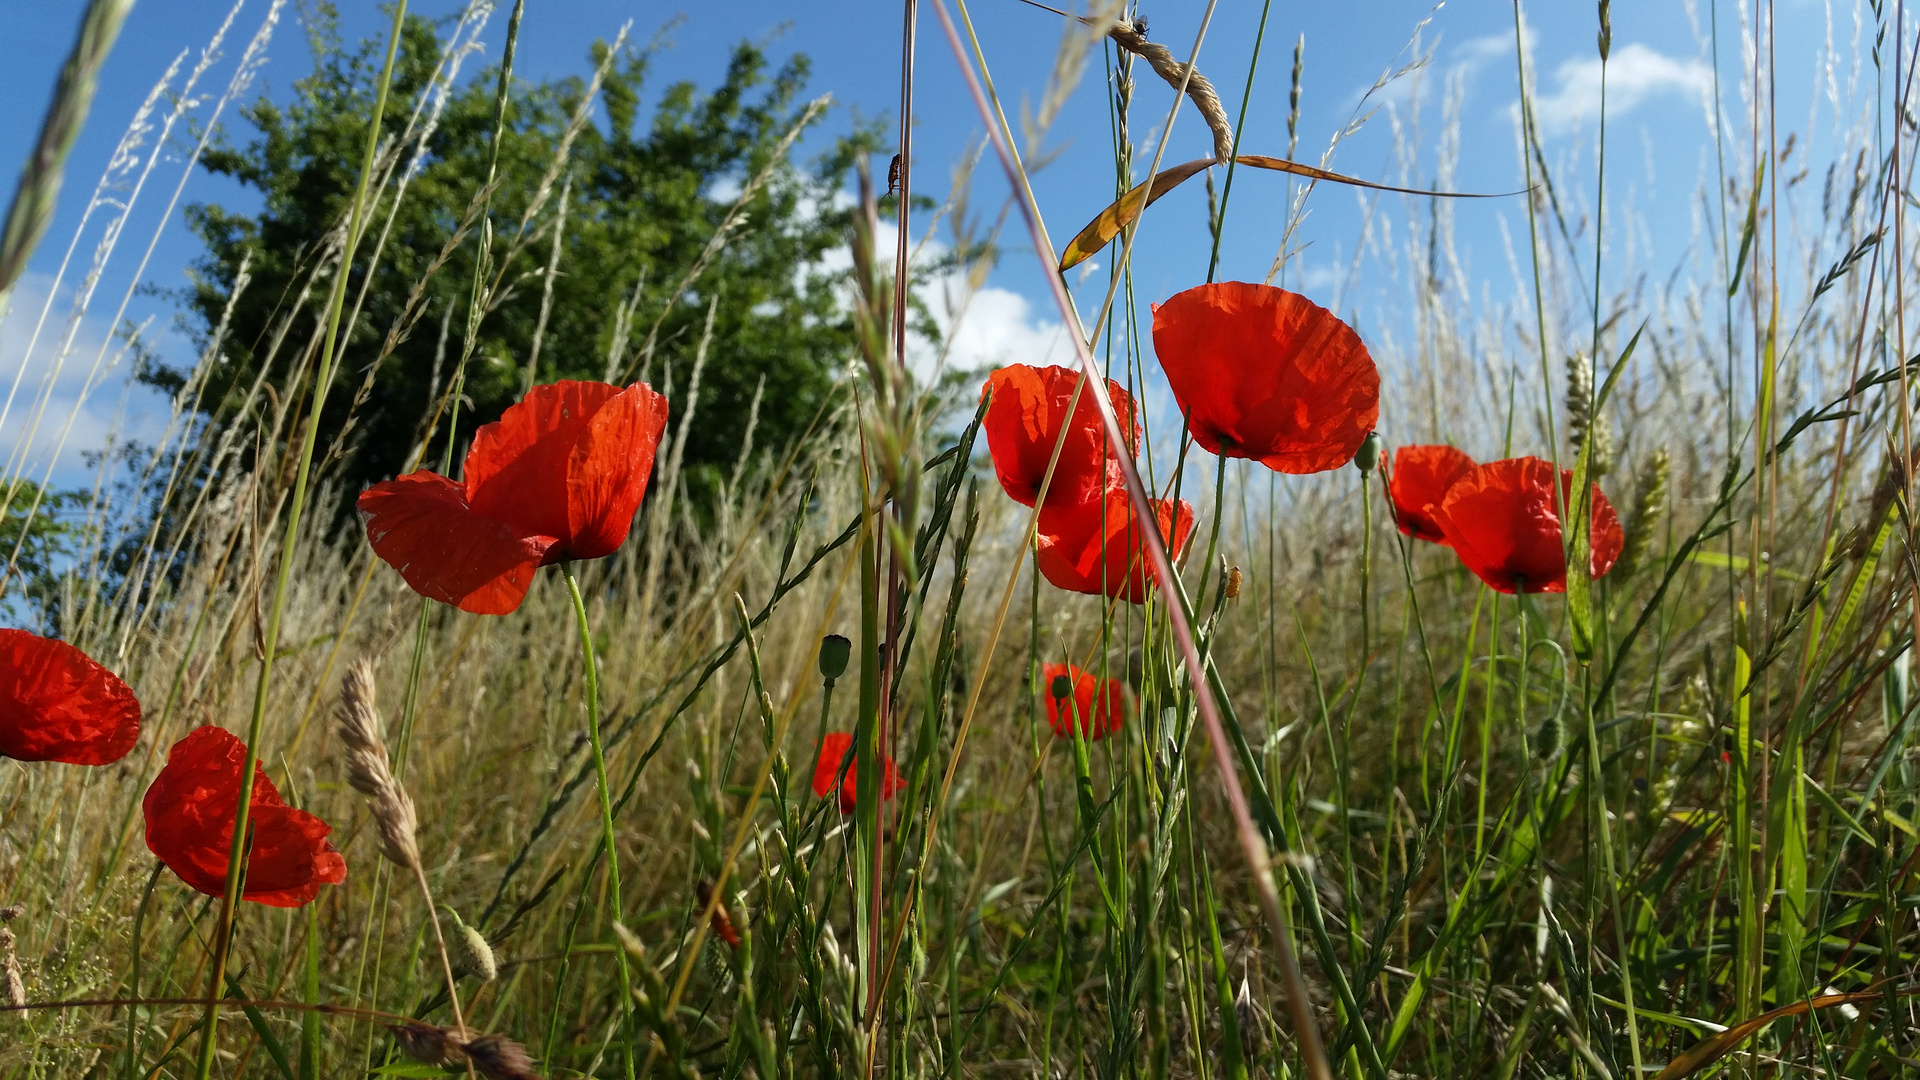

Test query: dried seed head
[458,1034,541,1080]
[1,922,20,1008]
[1225,566,1243,599]
[0,906,22,923]
[4,955,23,1009]
[336,659,421,871]
[389,1022,458,1065]
[444,907,498,983]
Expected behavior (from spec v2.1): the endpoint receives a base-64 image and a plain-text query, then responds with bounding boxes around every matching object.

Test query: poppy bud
[1050,674,1072,700]
[819,635,852,681]
[1354,432,1381,475]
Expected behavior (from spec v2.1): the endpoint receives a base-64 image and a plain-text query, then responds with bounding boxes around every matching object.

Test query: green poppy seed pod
[1050,674,1072,700]
[819,635,852,681]
[1354,432,1382,475]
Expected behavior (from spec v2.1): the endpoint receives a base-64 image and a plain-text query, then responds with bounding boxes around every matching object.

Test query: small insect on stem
[696,881,741,948]
[886,154,903,197]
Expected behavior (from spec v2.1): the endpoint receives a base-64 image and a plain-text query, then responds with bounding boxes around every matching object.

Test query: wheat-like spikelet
[1618,447,1671,578]
[1566,352,1615,477]
[336,658,419,871]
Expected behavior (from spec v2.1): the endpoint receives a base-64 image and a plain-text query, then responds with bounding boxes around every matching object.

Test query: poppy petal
[810,732,899,814]
[1036,489,1195,605]
[561,382,670,560]
[1386,444,1477,543]
[464,381,616,547]
[1040,662,1126,740]
[358,472,556,615]
[812,732,854,800]
[1152,282,1379,473]
[981,365,1140,509]
[1430,456,1625,594]
[0,630,140,765]
[142,727,347,908]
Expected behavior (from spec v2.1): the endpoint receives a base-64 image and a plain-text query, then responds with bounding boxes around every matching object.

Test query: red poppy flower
[981,364,1140,509]
[1036,488,1195,605]
[810,732,901,814]
[1428,456,1625,594]
[1041,663,1126,740]
[359,380,669,615]
[1386,444,1477,543]
[0,630,140,765]
[143,726,347,908]
[1151,282,1379,474]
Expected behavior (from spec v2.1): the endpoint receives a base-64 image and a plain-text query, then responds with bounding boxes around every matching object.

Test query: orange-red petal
[980,365,1139,509]
[1152,282,1379,473]
[1041,662,1126,740]
[1386,444,1477,543]
[810,731,900,814]
[0,629,140,765]
[142,727,346,908]
[1036,489,1195,605]
[464,380,669,562]
[1429,456,1625,594]
[358,471,555,615]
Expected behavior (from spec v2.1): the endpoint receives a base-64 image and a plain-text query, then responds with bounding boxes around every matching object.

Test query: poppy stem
[561,564,638,1080]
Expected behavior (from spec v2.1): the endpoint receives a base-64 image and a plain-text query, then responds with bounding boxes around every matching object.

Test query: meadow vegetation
[0,0,1915,1078]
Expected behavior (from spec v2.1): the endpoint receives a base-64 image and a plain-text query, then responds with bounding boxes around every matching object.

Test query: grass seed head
[389,1022,458,1065]
[336,658,421,871]
[459,1033,540,1080]
[445,906,498,982]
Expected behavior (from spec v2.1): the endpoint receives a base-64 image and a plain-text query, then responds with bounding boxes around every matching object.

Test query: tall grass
[1,1,1917,1078]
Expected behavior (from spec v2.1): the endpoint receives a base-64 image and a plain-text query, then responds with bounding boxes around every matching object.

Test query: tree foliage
[159,9,874,511]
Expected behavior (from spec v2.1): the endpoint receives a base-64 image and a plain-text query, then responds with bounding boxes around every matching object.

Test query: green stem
[193,8,406,1078]
[563,565,638,1080]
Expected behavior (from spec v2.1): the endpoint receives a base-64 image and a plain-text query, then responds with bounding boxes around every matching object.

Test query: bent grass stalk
[192,7,407,1079]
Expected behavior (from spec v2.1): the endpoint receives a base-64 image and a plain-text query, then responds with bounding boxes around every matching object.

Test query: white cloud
[1530,43,1712,136]
[808,211,1068,385]
[0,272,167,487]
[920,278,1069,378]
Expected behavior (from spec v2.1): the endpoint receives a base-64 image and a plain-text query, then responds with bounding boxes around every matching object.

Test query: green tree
[158,10,874,510]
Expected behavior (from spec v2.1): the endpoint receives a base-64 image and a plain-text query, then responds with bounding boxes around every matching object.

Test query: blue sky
[0,0,1862,485]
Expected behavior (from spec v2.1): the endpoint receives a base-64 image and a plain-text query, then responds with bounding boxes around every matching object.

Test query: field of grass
[1,0,1917,1078]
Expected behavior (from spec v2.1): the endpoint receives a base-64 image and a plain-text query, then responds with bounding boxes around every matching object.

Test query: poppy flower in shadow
[1041,663,1126,741]
[359,380,669,615]
[1386,444,1477,543]
[981,364,1140,510]
[1152,282,1379,474]
[1036,488,1195,605]
[143,726,346,908]
[1428,456,1624,594]
[0,629,140,765]
[811,732,901,814]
